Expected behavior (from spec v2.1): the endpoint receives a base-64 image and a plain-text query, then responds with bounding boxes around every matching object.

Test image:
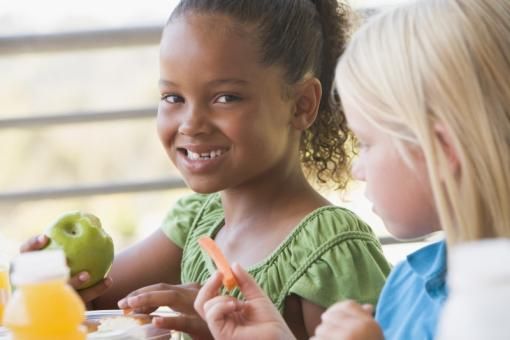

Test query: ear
[290,77,322,131]
[434,122,460,175]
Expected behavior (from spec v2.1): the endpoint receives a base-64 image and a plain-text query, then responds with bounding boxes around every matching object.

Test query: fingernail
[118,299,126,308]
[127,296,138,305]
[105,277,113,287]
[37,235,46,243]
[79,272,90,282]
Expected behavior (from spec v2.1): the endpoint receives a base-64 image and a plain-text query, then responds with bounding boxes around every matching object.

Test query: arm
[282,295,325,339]
[19,229,183,308]
[107,231,213,338]
[302,299,325,337]
[91,228,183,309]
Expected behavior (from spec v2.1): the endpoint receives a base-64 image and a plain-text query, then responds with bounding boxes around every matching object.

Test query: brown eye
[161,94,184,104]
[216,94,241,103]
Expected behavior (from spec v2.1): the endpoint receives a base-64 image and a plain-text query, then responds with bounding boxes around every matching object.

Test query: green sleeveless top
[161,193,391,312]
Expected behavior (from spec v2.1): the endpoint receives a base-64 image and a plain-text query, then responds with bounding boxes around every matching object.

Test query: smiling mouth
[178,148,229,160]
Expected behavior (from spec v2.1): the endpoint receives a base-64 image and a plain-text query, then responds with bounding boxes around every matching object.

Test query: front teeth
[187,149,224,160]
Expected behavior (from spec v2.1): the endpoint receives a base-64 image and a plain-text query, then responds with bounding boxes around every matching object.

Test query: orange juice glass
[3,250,86,340]
[0,262,10,325]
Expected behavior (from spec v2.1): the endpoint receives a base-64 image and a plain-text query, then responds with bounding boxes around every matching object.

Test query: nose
[351,157,365,181]
[178,104,212,136]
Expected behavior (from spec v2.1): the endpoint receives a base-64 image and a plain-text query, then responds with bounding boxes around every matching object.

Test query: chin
[186,180,224,194]
[190,187,218,194]
[387,228,431,241]
[384,221,426,241]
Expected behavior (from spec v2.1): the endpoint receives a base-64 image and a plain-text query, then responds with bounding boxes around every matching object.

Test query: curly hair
[301,1,353,189]
[170,0,353,189]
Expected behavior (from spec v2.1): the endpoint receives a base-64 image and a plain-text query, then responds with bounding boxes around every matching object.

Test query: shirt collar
[407,240,448,298]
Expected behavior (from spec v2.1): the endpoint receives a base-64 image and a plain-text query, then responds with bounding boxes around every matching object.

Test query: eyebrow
[159,79,177,87]
[158,78,249,88]
[207,79,249,86]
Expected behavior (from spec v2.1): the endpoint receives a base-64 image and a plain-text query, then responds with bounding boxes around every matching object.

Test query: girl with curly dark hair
[22,1,391,338]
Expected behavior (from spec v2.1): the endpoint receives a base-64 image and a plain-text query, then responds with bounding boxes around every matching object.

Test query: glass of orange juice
[0,256,11,326]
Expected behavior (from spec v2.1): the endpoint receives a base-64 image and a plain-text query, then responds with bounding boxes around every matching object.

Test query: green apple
[44,211,114,290]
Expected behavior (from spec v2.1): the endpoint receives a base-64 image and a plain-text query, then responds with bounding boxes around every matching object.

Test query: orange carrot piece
[198,236,238,291]
[122,307,133,315]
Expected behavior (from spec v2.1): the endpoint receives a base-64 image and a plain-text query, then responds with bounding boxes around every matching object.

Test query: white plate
[86,309,175,340]
[86,308,178,319]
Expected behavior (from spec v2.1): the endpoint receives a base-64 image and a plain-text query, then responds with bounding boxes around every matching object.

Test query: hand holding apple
[43,211,114,290]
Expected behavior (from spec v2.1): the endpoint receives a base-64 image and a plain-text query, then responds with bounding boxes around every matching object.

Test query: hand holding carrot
[197,236,238,291]
[194,263,296,340]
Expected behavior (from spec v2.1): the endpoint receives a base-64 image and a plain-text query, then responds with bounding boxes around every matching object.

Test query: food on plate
[83,319,100,333]
[85,310,177,339]
[43,211,114,289]
[96,314,152,332]
[123,307,134,316]
[198,236,238,291]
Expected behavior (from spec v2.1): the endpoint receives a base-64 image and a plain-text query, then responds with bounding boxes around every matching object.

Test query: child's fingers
[320,300,368,326]
[204,296,243,324]
[194,271,224,319]
[153,314,210,338]
[119,282,198,300]
[316,303,382,340]
[328,300,366,316]
[77,276,113,303]
[119,282,170,303]
[68,271,90,289]
[122,290,195,314]
[320,307,347,327]
[19,234,48,252]
[118,283,199,313]
[362,304,375,315]
[231,263,268,300]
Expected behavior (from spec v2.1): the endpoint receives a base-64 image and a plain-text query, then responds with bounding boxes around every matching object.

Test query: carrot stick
[198,236,238,291]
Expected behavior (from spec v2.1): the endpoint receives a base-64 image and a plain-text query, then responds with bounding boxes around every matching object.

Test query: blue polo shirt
[375,240,447,340]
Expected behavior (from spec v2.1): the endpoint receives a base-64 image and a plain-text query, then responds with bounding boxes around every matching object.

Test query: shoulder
[262,206,384,277]
[375,241,447,316]
[374,259,416,330]
[256,206,390,309]
[376,241,447,339]
[379,258,415,293]
[378,241,446,294]
[291,206,381,247]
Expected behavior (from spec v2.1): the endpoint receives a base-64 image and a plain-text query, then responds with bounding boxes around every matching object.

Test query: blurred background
[0,0,429,264]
